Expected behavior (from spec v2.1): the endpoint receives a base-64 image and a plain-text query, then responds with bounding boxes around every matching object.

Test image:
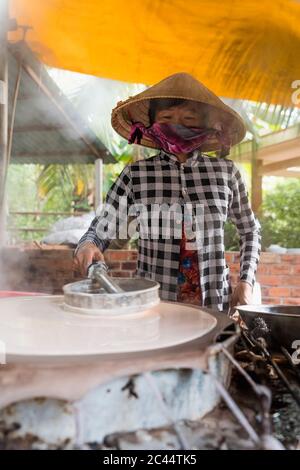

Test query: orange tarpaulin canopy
[9,0,300,106]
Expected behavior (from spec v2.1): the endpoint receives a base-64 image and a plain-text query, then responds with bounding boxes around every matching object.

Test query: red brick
[105,250,138,261]
[110,271,131,278]
[229,263,240,273]
[268,265,291,275]
[292,266,300,274]
[126,250,138,260]
[106,261,121,270]
[225,253,234,262]
[269,287,291,297]
[291,288,300,297]
[256,265,269,275]
[284,298,300,305]
[261,287,270,297]
[233,253,241,263]
[257,275,281,286]
[281,276,300,287]
[105,251,129,261]
[281,254,300,264]
[260,253,281,263]
[262,297,282,305]
[121,261,137,271]
[2,245,300,301]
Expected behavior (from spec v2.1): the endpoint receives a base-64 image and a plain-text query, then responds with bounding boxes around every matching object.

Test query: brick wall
[0,245,138,295]
[226,252,300,305]
[0,245,299,305]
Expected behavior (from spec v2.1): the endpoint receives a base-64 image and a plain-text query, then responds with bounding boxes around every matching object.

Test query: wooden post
[251,148,263,215]
[95,158,103,213]
[0,1,9,244]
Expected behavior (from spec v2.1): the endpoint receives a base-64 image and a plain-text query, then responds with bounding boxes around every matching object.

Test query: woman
[74,73,261,312]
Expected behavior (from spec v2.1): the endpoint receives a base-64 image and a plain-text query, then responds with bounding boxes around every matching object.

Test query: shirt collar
[159,149,202,165]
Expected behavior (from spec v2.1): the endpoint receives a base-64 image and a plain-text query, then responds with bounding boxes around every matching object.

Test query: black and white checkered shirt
[77,150,261,312]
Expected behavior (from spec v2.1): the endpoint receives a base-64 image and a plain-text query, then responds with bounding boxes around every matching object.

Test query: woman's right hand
[73,242,105,277]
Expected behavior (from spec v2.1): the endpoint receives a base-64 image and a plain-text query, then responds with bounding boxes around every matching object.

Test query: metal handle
[87,261,124,294]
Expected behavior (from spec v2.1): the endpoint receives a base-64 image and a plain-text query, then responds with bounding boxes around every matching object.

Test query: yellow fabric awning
[9,0,300,106]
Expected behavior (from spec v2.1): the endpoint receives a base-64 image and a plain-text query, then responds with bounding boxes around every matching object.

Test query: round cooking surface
[0,296,217,360]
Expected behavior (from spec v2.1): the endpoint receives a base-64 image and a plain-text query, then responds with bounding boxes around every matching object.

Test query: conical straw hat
[111,72,246,152]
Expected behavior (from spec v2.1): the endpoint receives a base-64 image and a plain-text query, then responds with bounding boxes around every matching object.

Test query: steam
[47,67,147,152]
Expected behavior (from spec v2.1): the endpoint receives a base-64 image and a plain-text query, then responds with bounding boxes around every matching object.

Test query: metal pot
[236,304,300,350]
[63,277,160,316]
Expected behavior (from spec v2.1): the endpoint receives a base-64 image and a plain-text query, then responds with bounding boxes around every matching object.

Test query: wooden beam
[231,128,300,164]
[258,142,300,164]
[251,158,263,215]
[10,211,86,216]
[11,151,115,164]
[268,171,300,178]
[15,59,110,162]
[7,227,49,232]
[8,124,69,133]
[261,156,300,175]
[13,151,97,158]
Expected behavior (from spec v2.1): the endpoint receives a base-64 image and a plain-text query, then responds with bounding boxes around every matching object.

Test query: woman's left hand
[230,280,253,310]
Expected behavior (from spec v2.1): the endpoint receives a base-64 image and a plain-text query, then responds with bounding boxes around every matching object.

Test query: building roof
[231,124,300,177]
[10,0,300,106]
[8,41,115,164]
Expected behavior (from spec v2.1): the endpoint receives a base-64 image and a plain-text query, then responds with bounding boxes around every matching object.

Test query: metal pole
[0,0,8,244]
[210,374,260,445]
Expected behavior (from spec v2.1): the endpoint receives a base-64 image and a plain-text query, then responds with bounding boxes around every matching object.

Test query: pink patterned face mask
[128,122,230,156]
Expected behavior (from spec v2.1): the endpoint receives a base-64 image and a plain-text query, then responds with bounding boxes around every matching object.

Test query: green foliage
[37,164,94,212]
[5,138,135,242]
[224,221,240,251]
[259,179,300,249]
[7,163,300,249]
[7,164,39,211]
[102,139,133,195]
[6,164,44,242]
[224,179,300,251]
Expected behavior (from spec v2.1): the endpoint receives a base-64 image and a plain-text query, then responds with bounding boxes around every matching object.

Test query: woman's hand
[230,280,253,310]
[73,242,104,277]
